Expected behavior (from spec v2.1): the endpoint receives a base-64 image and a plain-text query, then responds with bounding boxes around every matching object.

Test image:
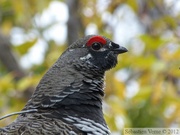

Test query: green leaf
[140,35,165,50]
[13,38,37,55]
[127,0,138,12]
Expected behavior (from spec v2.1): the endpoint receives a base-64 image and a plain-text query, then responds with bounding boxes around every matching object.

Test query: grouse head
[61,35,127,74]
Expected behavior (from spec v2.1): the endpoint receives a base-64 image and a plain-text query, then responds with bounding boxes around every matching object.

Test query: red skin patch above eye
[86,36,106,47]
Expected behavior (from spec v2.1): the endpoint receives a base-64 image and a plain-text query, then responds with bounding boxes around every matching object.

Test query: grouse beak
[110,42,128,54]
[114,46,128,54]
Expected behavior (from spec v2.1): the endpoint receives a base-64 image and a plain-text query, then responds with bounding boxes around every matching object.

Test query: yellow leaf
[13,38,37,55]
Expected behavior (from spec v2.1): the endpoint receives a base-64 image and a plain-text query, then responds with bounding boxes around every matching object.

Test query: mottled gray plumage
[0,35,127,135]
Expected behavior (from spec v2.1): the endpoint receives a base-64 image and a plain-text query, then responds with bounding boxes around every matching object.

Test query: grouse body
[0,35,127,135]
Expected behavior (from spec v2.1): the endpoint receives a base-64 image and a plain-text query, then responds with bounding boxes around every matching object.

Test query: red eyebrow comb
[86,36,106,46]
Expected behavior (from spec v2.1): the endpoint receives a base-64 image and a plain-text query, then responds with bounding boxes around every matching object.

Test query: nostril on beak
[110,42,128,54]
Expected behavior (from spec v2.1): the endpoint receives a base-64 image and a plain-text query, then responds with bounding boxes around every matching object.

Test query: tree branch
[66,0,83,45]
[0,32,25,80]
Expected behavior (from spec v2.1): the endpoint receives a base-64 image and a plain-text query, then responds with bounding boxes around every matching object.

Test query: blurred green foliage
[0,0,180,134]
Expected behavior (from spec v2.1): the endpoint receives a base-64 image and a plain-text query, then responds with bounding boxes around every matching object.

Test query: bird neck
[22,59,108,131]
[55,71,105,108]
[24,62,106,112]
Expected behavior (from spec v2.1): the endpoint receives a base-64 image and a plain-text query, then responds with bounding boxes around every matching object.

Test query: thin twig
[0,109,38,121]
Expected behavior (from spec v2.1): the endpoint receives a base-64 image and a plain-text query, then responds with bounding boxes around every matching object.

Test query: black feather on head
[67,35,127,73]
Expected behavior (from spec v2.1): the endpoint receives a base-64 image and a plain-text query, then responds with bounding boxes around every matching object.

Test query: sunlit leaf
[140,35,165,50]
[13,38,37,55]
[0,73,14,92]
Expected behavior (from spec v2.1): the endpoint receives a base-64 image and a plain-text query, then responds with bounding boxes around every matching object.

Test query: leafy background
[0,0,180,134]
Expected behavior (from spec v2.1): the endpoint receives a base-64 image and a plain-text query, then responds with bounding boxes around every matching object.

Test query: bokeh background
[0,0,180,134]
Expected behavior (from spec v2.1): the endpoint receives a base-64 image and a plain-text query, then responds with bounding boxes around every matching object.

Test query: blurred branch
[137,0,178,33]
[0,32,25,80]
[66,0,83,45]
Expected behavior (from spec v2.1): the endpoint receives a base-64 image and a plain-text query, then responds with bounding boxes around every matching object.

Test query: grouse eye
[91,42,102,50]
